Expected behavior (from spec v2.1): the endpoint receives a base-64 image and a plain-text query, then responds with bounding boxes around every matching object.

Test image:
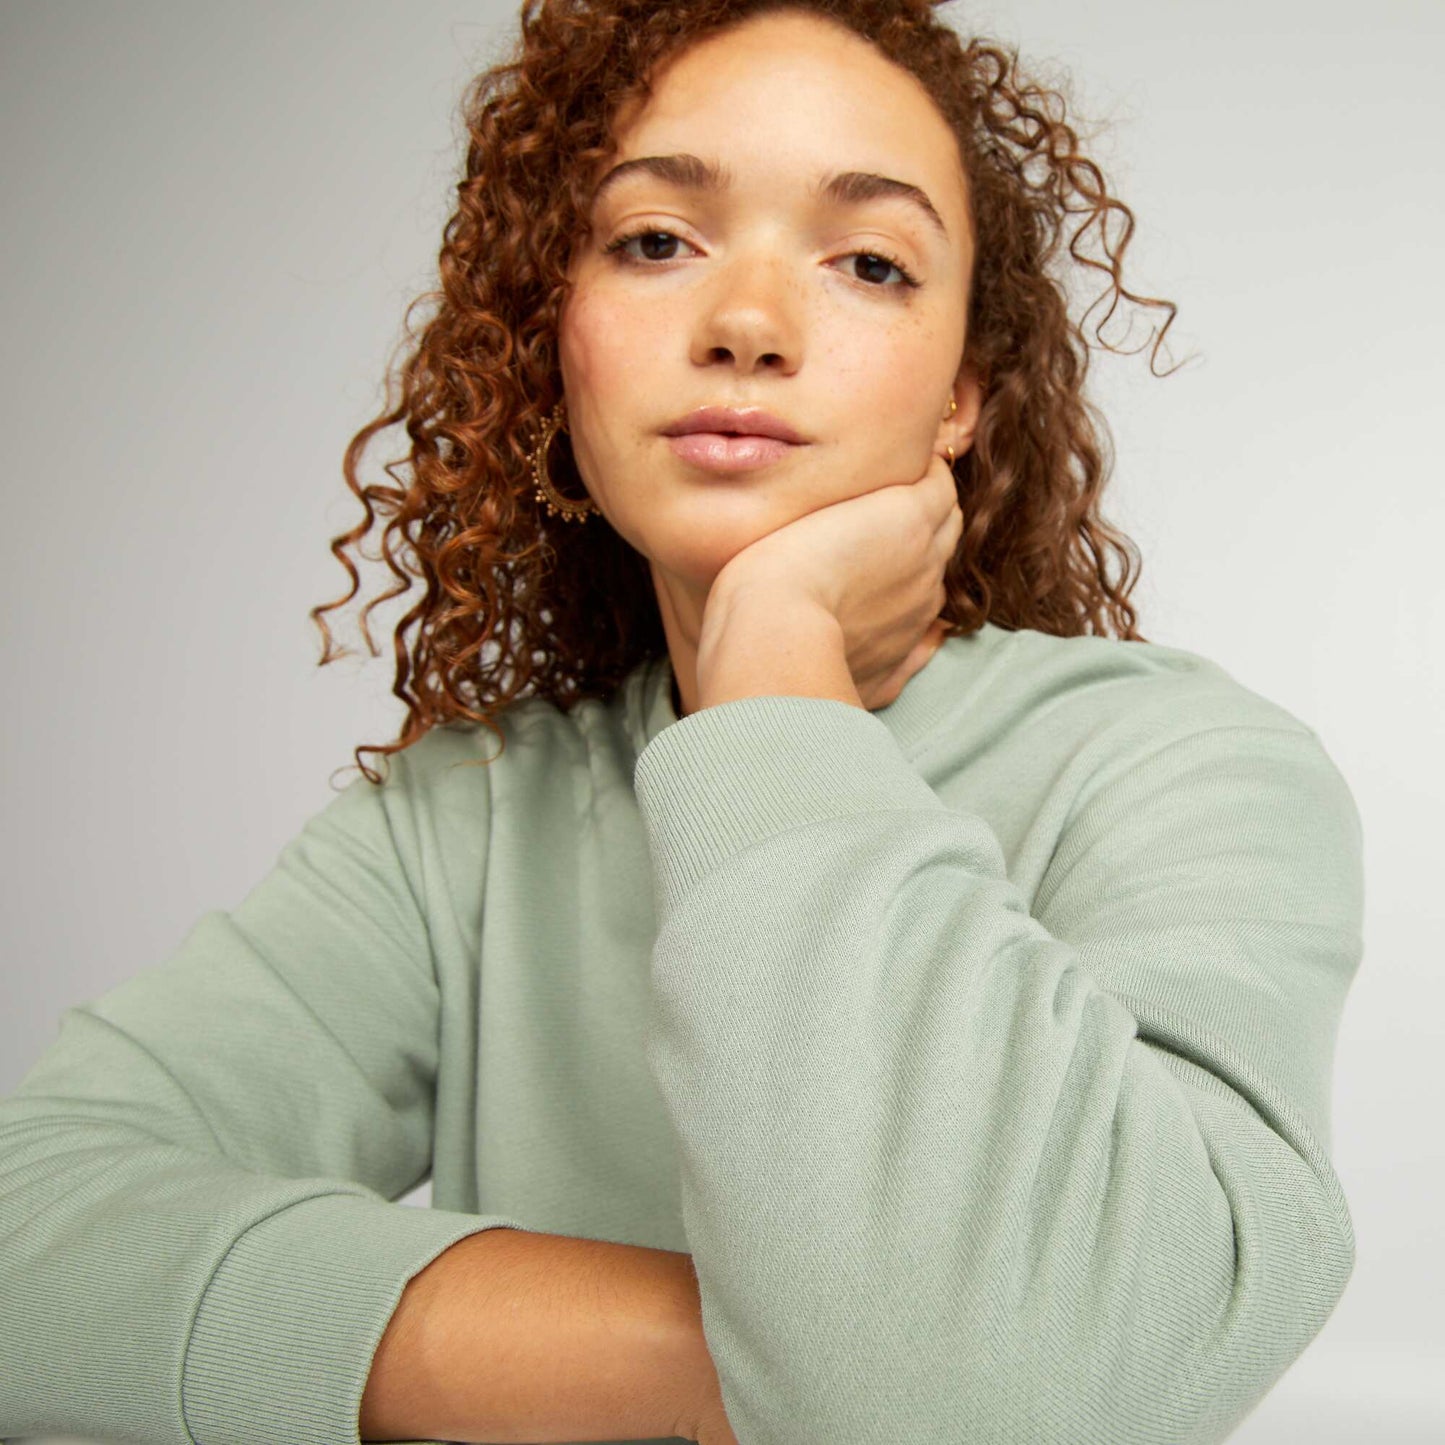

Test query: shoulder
[374,688,628,823]
[972,625,1357,835]
[980,623,1321,745]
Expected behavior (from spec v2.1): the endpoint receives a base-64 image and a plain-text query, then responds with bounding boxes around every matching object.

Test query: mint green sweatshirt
[0,622,1363,1445]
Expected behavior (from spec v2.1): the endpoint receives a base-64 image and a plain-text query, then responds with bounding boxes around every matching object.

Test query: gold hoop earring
[528,399,598,523]
[945,394,957,465]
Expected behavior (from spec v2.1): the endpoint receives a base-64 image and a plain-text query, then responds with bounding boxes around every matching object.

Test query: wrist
[697,587,860,712]
[704,572,827,635]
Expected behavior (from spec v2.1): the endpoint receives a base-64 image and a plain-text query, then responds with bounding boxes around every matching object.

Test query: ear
[944,368,985,459]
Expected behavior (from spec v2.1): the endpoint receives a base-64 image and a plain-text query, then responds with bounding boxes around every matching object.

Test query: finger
[931,481,963,541]
[930,450,961,514]
[905,618,948,683]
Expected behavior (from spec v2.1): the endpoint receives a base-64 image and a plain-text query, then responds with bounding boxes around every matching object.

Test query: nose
[690,250,801,374]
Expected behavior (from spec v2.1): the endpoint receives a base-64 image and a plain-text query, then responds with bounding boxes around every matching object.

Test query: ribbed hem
[182,1191,529,1445]
[632,695,951,916]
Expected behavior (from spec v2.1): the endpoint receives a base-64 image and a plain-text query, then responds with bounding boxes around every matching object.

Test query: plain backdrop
[1,2,1441,1442]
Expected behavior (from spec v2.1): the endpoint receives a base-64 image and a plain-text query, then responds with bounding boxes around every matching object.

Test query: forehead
[601,11,968,224]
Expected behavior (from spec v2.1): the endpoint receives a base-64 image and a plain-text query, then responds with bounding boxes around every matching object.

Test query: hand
[707,447,964,710]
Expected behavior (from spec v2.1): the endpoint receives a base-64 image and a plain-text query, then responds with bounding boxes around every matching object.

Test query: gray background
[2,2,1440,1441]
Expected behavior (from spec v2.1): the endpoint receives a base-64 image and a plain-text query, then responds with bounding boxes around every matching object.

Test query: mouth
[663,432,804,473]
[661,406,808,445]
[659,404,810,472]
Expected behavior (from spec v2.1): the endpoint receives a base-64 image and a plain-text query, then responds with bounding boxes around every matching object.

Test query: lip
[665,433,799,472]
[661,407,807,444]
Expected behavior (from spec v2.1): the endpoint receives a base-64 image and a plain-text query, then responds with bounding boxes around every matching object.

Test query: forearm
[360,1226,713,1443]
[697,585,862,712]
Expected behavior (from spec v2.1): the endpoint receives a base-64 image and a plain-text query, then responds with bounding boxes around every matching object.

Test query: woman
[0,3,1363,1444]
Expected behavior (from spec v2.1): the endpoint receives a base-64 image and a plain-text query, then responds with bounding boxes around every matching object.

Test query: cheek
[825,320,949,444]
[558,284,659,493]
[559,285,647,396]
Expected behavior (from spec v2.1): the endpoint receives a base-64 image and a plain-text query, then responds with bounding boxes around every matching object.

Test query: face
[556,8,980,694]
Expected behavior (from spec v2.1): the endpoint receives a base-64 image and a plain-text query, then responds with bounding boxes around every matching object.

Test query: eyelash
[602,226,922,290]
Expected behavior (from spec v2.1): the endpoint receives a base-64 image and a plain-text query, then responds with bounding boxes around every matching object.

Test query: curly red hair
[310,0,1185,786]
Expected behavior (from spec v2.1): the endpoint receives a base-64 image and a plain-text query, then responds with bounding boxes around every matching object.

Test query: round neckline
[629,624,1006,757]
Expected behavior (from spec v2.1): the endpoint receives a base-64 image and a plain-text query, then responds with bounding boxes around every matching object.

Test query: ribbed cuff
[182,1190,529,1445]
[633,695,950,913]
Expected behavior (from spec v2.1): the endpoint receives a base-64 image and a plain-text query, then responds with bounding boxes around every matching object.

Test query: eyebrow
[590,152,950,244]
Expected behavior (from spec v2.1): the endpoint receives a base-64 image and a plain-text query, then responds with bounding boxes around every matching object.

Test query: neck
[650,557,706,720]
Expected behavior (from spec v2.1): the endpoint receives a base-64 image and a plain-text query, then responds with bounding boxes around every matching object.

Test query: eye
[603,228,698,264]
[840,249,921,289]
[602,227,922,290]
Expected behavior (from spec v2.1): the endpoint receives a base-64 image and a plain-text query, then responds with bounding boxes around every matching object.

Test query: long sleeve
[631,694,1363,1444]
[0,761,526,1445]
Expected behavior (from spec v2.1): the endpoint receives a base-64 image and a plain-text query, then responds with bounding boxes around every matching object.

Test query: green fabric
[0,622,1363,1443]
